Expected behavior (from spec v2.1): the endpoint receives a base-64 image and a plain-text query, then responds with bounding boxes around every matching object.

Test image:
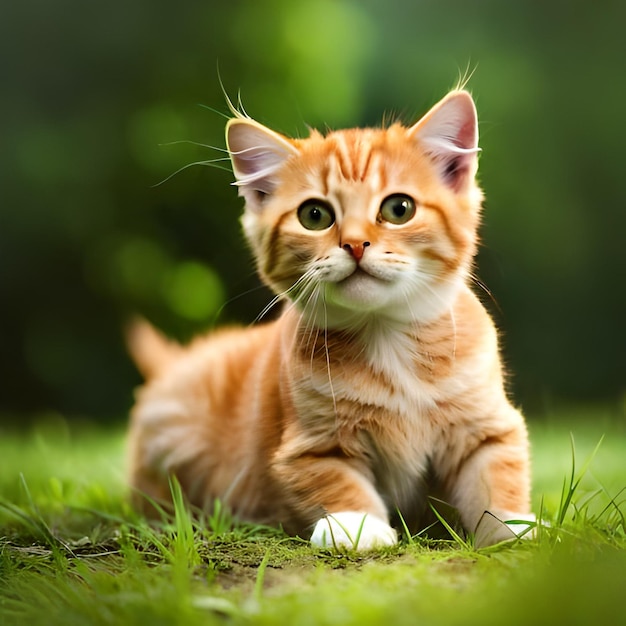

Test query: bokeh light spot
[163,261,225,321]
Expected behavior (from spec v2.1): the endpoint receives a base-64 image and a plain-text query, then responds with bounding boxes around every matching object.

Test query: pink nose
[342,241,370,262]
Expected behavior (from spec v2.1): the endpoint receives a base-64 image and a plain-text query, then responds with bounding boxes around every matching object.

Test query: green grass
[1,408,625,625]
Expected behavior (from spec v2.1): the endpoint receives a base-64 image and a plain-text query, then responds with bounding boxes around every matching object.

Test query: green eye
[379,194,416,225]
[297,200,335,230]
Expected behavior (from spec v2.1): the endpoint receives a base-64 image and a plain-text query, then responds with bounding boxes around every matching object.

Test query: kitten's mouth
[334,267,391,293]
[341,267,388,283]
[348,267,371,279]
[336,267,374,285]
[326,267,392,310]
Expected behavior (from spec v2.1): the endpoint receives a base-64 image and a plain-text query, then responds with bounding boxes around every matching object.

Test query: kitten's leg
[273,455,397,551]
[127,397,214,515]
[443,414,532,545]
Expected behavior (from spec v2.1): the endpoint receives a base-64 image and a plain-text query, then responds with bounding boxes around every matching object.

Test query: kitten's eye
[379,194,416,225]
[297,200,335,231]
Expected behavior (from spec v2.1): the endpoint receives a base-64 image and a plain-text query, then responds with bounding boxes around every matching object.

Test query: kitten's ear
[408,91,480,191]
[226,118,298,206]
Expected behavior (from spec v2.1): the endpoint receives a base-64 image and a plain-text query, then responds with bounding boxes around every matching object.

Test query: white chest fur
[363,320,440,415]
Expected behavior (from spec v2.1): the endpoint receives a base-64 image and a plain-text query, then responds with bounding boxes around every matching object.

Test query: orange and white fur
[127,91,532,550]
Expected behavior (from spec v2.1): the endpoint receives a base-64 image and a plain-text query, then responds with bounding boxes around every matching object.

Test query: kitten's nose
[342,240,370,262]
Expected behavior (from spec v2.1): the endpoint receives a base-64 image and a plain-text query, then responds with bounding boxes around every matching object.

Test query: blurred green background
[1,0,625,422]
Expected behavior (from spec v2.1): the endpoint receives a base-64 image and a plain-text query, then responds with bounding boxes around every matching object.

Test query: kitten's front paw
[310,512,397,551]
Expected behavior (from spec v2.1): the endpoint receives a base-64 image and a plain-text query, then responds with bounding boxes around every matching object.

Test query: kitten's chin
[325,269,394,311]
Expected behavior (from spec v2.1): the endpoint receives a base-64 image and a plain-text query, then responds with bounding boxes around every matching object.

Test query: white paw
[310,512,397,551]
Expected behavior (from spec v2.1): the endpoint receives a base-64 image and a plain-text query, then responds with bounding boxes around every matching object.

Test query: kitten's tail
[125,318,183,380]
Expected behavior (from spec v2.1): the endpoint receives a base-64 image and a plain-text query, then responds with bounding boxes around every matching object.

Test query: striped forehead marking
[320,130,387,194]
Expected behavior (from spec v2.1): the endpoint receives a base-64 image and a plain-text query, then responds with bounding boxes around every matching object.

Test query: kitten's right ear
[226,118,297,206]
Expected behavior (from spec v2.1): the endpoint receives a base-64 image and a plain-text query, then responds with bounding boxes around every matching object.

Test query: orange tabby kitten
[127,90,532,550]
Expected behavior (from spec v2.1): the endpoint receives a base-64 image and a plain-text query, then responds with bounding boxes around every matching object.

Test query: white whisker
[153,159,232,187]
[253,268,317,324]
[449,306,457,360]
[253,293,285,324]
[299,285,324,375]
[296,282,321,354]
[469,273,502,313]
[322,291,338,419]
[158,140,230,153]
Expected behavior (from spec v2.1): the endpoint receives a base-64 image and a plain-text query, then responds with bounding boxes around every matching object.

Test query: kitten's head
[226,91,483,328]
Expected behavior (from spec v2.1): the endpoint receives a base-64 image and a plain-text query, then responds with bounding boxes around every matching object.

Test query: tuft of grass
[428,501,473,551]
[556,433,605,527]
[169,475,201,570]
[0,410,625,625]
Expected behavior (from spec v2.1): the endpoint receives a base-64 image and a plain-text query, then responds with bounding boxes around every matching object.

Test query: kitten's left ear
[226,118,298,207]
[408,90,480,191]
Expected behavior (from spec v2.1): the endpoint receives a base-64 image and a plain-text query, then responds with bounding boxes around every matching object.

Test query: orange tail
[125,318,183,380]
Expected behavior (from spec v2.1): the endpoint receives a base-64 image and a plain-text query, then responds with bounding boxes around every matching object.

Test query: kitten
[127,90,532,550]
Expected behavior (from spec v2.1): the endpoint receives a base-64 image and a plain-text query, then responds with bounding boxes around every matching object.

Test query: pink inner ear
[412,91,479,151]
[231,145,274,178]
[410,91,480,191]
[228,125,277,177]
[456,118,477,151]
[227,120,296,195]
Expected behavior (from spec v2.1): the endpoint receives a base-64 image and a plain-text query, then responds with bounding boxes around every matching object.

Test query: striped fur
[127,91,531,549]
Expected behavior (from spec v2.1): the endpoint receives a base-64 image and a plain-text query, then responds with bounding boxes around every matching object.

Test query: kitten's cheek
[310,512,397,551]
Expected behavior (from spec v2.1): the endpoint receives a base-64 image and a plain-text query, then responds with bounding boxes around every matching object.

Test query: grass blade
[428,503,470,550]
